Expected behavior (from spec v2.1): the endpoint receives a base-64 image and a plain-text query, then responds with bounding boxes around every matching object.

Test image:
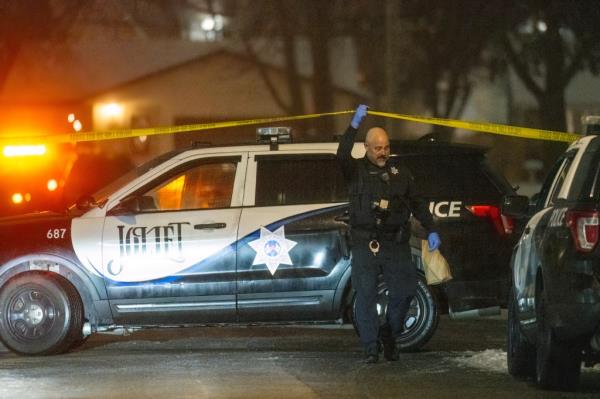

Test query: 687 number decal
[46,228,67,239]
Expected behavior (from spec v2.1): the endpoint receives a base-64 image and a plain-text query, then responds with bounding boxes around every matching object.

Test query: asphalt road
[1,316,599,398]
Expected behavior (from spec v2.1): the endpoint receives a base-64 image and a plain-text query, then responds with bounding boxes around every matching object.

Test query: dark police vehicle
[504,118,600,391]
[0,128,517,356]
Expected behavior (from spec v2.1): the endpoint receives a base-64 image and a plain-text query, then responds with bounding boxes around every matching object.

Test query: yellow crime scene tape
[0,109,580,145]
[367,110,580,143]
[0,111,353,145]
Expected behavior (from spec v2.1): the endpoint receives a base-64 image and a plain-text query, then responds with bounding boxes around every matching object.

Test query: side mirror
[109,196,139,216]
[530,192,540,207]
[501,195,530,218]
[76,195,98,211]
[108,195,157,216]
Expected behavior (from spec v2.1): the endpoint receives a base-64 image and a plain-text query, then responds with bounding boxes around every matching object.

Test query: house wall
[88,52,360,164]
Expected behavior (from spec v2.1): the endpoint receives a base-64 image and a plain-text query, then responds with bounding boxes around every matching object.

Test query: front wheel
[352,276,439,351]
[0,273,84,356]
[507,286,536,378]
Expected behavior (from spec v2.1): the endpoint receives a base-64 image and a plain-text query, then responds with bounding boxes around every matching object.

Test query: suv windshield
[395,154,504,199]
[68,149,183,210]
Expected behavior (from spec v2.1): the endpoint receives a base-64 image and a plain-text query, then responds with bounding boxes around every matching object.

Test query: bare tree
[0,0,200,94]
[347,0,510,138]
[234,1,305,115]
[305,1,335,118]
[0,1,86,92]
[502,0,600,131]
[119,0,185,37]
[402,1,506,120]
[233,0,342,132]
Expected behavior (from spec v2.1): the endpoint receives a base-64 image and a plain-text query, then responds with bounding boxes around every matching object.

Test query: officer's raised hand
[428,232,441,251]
[351,104,368,129]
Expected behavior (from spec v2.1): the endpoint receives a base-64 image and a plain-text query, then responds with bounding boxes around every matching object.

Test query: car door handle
[194,223,226,230]
[334,214,350,223]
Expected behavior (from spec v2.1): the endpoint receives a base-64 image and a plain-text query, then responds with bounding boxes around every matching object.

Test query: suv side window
[396,154,501,198]
[143,160,237,210]
[546,152,576,207]
[569,146,600,202]
[532,156,564,211]
[589,162,600,200]
[255,155,348,206]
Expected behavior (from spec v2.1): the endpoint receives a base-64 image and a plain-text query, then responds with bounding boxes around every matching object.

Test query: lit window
[99,103,124,119]
[188,13,227,42]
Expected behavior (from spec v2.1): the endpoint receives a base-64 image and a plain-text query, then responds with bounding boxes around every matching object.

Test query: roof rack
[417,132,438,143]
[583,115,600,136]
[191,141,213,148]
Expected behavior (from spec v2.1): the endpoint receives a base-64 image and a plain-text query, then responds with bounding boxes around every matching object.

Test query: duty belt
[351,227,403,241]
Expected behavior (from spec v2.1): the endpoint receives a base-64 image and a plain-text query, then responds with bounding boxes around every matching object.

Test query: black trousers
[351,234,417,354]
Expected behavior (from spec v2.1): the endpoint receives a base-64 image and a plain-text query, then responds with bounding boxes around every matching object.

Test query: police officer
[337,104,441,363]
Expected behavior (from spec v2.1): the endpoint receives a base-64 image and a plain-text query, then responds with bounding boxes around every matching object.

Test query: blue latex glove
[351,104,368,129]
[427,232,441,252]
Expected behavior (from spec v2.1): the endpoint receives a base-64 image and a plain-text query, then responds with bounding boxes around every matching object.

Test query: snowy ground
[1,317,599,398]
[453,348,600,374]
[452,349,508,373]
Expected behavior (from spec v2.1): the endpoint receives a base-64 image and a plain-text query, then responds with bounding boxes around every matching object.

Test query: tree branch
[0,41,19,93]
[443,71,458,118]
[275,1,304,115]
[562,45,585,86]
[242,37,292,114]
[454,78,472,120]
[503,34,543,99]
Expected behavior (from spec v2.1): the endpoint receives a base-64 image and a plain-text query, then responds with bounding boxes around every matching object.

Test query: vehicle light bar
[3,145,46,157]
[583,115,600,136]
[257,127,292,149]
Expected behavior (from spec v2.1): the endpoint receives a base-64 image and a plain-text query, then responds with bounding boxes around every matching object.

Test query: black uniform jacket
[336,126,435,240]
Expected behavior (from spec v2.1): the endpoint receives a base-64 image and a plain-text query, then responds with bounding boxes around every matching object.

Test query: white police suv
[0,127,516,355]
[504,118,600,391]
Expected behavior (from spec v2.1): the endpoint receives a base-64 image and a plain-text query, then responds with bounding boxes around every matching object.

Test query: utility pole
[385,0,400,132]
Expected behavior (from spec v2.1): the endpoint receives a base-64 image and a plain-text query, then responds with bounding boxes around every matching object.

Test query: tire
[507,286,536,378]
[68,331,90,351]
[0,273,84,356]
[535,289,581,391]
[352,275,439,352]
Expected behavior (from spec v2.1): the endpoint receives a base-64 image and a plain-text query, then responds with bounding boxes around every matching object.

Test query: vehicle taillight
[466,205,514,235]
[566,210,599,252]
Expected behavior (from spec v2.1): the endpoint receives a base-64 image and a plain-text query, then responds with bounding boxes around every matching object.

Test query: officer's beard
[376,156,388,167]
[366,152,388,168]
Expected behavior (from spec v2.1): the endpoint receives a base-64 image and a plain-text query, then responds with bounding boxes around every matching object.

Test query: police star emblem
[390,166,399,175]
[248,226,297,275]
